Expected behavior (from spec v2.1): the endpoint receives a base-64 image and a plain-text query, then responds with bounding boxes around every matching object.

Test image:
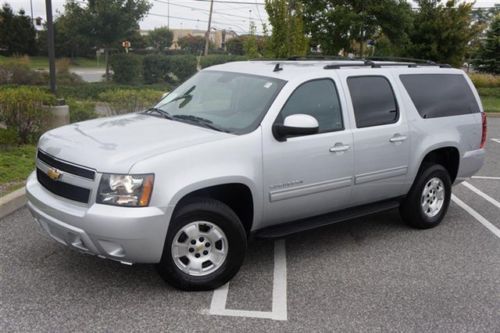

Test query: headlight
[97,174,154,207]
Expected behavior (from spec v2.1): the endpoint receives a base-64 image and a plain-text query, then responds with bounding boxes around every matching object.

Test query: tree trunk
[359,40,364,58]
[105,48,110,81]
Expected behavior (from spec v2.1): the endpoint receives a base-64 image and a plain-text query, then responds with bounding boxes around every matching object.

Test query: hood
[38,113,231,173]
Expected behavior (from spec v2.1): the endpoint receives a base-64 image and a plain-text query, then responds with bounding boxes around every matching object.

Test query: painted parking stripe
[462,182,500,209]
[452,195,500,239]
[491,138,500,144]
[209,239,287,321]
[471,176,500,180]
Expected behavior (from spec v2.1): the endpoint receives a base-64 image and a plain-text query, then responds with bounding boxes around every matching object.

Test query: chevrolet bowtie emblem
[47,168,62,181]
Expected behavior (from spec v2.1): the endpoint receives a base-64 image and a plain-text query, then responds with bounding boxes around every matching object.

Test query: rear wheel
[400,164,451,229]
[157,198,247,291]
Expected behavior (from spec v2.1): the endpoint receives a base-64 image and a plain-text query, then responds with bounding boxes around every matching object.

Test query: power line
[154,0,254,21]
[147,12,249,33]
[255,0,264,25]
[174,0,265,5]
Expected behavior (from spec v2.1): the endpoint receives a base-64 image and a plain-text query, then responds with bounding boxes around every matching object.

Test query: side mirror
[273,114,319,141]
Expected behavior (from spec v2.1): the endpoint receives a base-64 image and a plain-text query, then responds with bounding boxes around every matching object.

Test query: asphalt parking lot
[1,119,499,332]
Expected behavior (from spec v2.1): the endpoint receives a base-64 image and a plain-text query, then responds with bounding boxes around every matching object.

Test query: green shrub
[58,82,169,100]
[67,99,97,123]
[0,128,18,146]
[98,89,163,115]
[168,55,197,82]
[469,73,500,88]
[110,53,143,84]
[200,54,247,69]
[0,58,45,85]
[142,54,168,84]
[0,87,55,144]
[143,54,197,84]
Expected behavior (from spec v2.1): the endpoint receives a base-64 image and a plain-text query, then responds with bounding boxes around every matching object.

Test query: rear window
[400,74,480,118]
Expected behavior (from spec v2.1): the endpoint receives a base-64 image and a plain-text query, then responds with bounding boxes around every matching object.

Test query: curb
[0,188,26,220]
[486,112,500,118]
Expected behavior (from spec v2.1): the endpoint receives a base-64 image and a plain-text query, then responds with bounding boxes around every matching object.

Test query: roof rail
[323,59,452,70]
[366,56,436,64]
[286,55,359,61]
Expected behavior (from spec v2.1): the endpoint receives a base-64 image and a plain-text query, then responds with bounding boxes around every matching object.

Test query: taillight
[480,112,487,149]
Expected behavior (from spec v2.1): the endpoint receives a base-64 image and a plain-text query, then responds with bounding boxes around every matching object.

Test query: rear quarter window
[399,74,480,118]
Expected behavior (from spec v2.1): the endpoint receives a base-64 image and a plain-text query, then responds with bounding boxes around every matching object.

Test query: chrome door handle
[390,134,407,143]
[330,143,350,153]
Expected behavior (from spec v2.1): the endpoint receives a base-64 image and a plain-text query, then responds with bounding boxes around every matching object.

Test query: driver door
[262,78,354,226]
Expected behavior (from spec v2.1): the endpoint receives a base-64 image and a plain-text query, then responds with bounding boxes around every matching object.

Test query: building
[140,28,238,50]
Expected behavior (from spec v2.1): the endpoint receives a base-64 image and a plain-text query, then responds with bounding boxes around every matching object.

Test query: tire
[400,164,451,229]
[156,198,247,291]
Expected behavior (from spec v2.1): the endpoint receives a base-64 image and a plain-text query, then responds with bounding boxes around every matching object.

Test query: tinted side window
[347,76,398,128]
[280,79,343,133]
[400,74,480,118]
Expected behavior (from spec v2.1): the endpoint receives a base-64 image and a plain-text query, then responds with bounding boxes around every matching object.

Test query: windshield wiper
[143,107,173,119]
[172,115,230,133]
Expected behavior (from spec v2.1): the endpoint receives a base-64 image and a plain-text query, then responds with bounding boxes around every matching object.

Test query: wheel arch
[416,146,460,183]
[169,178,256,236]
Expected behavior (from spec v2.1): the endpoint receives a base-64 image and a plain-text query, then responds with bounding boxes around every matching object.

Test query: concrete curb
[0,188,26,219]
[486,112,500,118]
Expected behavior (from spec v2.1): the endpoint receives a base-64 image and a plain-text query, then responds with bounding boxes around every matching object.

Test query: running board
[254,199,401,239]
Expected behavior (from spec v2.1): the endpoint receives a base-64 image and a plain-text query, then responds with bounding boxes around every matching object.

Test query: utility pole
[45,0,56,95]
[167,0,170,29]
[29,0,34,24]
[204,0,214,56]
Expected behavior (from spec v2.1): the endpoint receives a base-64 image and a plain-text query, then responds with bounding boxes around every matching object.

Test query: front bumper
[26,172,168,264]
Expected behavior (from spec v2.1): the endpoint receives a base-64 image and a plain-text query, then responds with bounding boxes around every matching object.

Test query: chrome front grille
[36,150,96,204]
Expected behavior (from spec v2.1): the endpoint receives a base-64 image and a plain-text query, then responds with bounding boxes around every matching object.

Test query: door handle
[330,143,350,153]
[390,134,407,143]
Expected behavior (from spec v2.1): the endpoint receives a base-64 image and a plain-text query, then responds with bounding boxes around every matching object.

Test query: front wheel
[156,198,247,291]
[400,164,451,229]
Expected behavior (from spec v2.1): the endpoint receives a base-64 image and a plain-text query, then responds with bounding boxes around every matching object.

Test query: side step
[254,198,401,239]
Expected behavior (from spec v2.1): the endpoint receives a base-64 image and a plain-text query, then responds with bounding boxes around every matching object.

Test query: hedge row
[0,87,55,144]
[110,54,248,85]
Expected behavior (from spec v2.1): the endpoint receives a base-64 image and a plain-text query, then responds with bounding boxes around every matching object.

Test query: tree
[302,0,413,57]
[473,14,499,74]
[126,29,148,50]
[0,4,37,56]
[58,0,152,79]
[177,35,207,54]
[243,22,259,58]
[147,27,173,51]
[468,7,500,65]
[405,0,480,67]
[37,8,95,58]
[265,0,308,58]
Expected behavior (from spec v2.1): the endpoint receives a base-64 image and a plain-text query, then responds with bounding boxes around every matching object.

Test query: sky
[3,0,499,35]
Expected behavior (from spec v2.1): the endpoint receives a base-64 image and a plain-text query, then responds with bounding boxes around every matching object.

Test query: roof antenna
[273,63,283,72]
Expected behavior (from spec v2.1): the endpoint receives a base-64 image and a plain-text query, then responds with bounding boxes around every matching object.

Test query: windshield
[153,71,286,134]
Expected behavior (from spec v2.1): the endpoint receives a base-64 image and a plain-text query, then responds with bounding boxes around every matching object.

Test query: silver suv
[26,60,486,290]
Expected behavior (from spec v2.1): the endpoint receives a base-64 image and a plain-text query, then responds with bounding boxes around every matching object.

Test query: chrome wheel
[421,177,445,218]
[171,221,228,277]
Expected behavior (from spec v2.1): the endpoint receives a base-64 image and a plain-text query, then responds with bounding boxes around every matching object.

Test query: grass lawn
[0,145,36,197]
[481,96,500,113]
[0,55,104,69]
[478,87,500,113]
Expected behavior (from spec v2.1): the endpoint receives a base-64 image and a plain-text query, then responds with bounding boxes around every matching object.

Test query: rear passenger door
[341,73,411,205]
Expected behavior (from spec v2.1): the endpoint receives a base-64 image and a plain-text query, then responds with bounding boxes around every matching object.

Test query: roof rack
[286,55,360,61]
[248,56,452,71]
[323,59,451,69]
